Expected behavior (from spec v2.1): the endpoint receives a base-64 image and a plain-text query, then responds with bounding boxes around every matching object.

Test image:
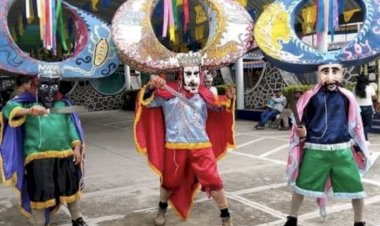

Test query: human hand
[149,76,166,89]
[73,145,82,165]
[295,125,306,141]
[28,105,48,116]
[226,84,236,99]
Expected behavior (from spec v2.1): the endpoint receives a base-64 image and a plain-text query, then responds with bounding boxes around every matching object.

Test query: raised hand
[149,75,166,89]
[295,125,307,141]
[28,105,48,116]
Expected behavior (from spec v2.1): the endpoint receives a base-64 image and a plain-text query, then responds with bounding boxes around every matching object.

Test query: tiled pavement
[1,110,380,226]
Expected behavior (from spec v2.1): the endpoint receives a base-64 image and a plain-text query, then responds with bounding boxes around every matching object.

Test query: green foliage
[215,84,236,95]
[282,83,354,100]
[216,85,227,95]
[283,84,312,96]
[345,83,355,92]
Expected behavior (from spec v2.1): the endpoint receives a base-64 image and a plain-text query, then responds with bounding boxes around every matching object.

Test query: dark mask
[38,77,61,108]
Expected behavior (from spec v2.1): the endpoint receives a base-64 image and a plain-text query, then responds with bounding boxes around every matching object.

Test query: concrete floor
[1,110,380,226]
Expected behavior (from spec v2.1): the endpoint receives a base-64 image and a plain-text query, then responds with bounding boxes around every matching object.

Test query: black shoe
[72,217,88,226]
[354,222,366,226]
[284,216,297,226]
[255,124,265,130]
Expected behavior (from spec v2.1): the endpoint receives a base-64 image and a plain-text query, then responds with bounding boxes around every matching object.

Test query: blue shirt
[303,89,351,144]
[145,92,211,147]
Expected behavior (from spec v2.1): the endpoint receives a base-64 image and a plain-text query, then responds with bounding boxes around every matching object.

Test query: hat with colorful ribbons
[111,0,253,73]
[0,0,120,79]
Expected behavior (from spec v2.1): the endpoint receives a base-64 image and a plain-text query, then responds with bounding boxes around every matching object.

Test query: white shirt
[355,85,376,106]
[272,95,287,112]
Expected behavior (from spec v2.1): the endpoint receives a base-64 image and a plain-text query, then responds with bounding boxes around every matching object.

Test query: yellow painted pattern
[195,5,207,24]
[254,2,292,60]
[94,39,109,66]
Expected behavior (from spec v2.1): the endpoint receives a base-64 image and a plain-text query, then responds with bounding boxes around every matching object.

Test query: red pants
[162,148,224,193]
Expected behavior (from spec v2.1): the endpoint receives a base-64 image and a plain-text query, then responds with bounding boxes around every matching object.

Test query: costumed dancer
[134,52,236,226]
[112,1,253,225]
[284,62,369,226]
[0,72,87,226]
[0,0,119,224]
[253,0,380,225]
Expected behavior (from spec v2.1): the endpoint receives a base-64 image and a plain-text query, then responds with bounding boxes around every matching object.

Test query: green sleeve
[68,115,81,147]
[2,101,26,127]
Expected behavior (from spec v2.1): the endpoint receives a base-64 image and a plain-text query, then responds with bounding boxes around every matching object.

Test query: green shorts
[295,147,365,199]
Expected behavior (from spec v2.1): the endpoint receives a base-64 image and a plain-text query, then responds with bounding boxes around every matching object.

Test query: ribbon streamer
[183,0,189,32]
[169,0,175,41]
[162,0,169,37]
[171,0,179,28]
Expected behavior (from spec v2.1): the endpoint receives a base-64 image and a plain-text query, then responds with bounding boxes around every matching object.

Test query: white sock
[32,209,46,226]
[68,201,81,220]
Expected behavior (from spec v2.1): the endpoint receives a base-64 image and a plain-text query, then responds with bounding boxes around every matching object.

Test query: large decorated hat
[0,0,120,79]
[254,0,380,73]
[112,0,253,73]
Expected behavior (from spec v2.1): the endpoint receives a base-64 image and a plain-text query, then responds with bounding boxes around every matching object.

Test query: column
[124,64,131,90]
[235,57,244,110]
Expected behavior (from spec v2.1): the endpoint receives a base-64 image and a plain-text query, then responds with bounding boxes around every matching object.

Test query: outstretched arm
[3,101,48,127]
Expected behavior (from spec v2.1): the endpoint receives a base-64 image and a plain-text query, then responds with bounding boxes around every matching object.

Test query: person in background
[255,89,287,129]
[279,91,304,131]
[204,70,218,96]
[10,75,32,99]
[354,73,377,143]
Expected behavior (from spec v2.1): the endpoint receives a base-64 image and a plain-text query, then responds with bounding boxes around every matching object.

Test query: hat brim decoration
[0,0,120,79]
[254,0,380,73]
[111,0,253,73]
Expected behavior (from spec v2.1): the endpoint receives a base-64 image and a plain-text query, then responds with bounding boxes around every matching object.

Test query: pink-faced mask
[317,63,344,91]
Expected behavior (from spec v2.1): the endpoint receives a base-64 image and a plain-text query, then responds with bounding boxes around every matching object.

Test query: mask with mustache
[183,66,200,93]
[317,63,344,92]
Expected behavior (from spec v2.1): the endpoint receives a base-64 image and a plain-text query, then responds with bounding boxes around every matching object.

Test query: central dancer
[134,52,236,226]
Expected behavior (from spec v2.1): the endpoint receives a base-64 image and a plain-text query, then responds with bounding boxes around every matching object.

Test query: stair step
[370,125,380,134]
[373,119,380,126]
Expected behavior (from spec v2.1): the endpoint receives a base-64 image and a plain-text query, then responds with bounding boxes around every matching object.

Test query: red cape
[134,83,235,219]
